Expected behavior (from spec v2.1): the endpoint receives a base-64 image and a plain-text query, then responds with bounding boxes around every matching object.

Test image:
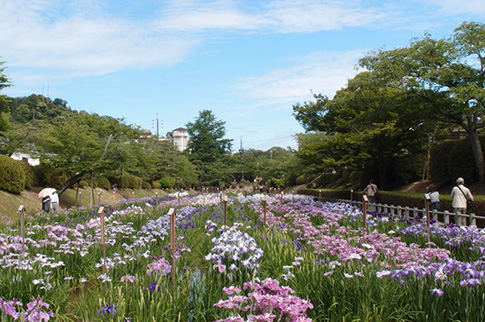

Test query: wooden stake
[113,190,116,209]
[132,191,136,205]
[425,193,431,244]
[362,195,368,238]
[98,206,107,293]
[223,195,228,227]
[263,198,267,227]
[168,208,176,299]
[17,205,25,248]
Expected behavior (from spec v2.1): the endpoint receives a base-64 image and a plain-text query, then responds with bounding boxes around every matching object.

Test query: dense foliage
[293,21,485,188]
[0,155,26,193]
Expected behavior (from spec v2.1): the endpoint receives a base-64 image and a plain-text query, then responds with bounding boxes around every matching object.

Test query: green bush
[20,162,36,189]
[0,155,26,193]
[157,177,176,189]
[34,165,68,189]
[94,176,111,190]
[142,181,152,189]
[430,136,485,184]
[151,181,161,189]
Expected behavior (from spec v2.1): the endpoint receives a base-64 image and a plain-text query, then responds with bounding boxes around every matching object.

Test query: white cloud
[231,50,364,109]
[0,0,201,81]
[424,0,485,15]
[0,0,477,84]
[263,0,387,33]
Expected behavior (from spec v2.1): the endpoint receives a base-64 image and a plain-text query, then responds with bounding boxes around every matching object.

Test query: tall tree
[186,110,232,163]
[293,71,432,187]
[35,112,141,196]
[359,21,485,182]
[0,60,11,134]
[186,110,233,185]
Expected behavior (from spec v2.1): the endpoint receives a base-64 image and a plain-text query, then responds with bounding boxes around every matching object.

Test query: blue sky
[1,0,484,151]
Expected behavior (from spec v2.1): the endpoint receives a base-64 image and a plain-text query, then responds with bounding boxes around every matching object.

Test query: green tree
[0,60,11,134]
[359,21,485,182]
[186,110,232,163]
[186,110,233,185]
[36,112,141,197]
[293,71,431,187]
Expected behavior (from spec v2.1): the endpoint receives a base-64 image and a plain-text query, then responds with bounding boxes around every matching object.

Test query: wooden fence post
[17,205,25,248]
[444,211,450,225]
[424,193,430,244]
[471,213,477,226]
[168,208,176,299]
[113,190,116,209]
[362,195,368,238]
[263,197,267,227]
[223,195,228,227]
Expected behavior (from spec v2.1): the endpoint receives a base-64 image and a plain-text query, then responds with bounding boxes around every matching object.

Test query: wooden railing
[319,196,485,227]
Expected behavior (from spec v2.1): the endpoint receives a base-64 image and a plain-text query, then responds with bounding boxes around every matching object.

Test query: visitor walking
[363,179,379,211]
[451,177,474,226]
[363,179,379,203]
[427,184,441,211]
[42,196,51,212]
[50,190,59,212]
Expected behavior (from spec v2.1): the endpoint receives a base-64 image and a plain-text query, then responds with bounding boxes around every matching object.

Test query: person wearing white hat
[451,177,473,226]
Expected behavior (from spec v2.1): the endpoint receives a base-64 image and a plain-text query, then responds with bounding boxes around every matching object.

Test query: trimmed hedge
[0,155,26,193]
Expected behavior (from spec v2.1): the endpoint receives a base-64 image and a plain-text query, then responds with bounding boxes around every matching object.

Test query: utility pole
[152,114,162,138]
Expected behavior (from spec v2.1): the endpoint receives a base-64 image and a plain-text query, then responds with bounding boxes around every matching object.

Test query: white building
[166,128,189,152]
[10,152,40,166]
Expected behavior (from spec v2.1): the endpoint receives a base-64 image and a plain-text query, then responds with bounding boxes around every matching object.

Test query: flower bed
[1,193,485,320]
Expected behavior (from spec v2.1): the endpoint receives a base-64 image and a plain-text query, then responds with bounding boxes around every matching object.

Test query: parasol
[38,188,56,199]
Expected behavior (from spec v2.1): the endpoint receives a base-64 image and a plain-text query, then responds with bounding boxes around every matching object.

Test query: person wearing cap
[451,177,473,226]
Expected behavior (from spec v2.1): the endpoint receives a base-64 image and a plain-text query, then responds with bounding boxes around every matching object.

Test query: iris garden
[1,193,485,321]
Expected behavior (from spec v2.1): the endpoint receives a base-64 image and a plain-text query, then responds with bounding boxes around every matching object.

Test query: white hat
[456,177,464,184]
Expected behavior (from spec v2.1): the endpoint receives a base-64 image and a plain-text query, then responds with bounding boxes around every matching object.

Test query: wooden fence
[316,196,485,228]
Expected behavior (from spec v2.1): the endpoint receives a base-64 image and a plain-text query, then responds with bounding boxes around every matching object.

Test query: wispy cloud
[231,50,364,109]
[424,0,485,15]
[1,0,201,82]
[0,0,478,84]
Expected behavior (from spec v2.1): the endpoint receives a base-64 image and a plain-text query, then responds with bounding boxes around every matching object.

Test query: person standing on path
[42,195,51,212]
[427,184,441,211]
[451,177,473,226]
[50,190,59,212]
[363,179,379,210]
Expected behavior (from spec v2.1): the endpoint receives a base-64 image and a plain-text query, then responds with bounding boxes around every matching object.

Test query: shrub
[94,176,111,190]
[20,162,36,189]
[157,177,176,189]
[430,136,485,185]
[34,165,68,189]
[142,181,152,190]
[0,155,26,193]
[151,181,161,189]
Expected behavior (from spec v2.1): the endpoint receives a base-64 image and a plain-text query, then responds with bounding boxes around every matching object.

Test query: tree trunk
[58,172,87,197]
[468,128,484,183]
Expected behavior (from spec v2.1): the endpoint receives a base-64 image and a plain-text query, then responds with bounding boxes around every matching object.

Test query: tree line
[0,77,300,195]
[1,21,484,194]
[293,21,485,189]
